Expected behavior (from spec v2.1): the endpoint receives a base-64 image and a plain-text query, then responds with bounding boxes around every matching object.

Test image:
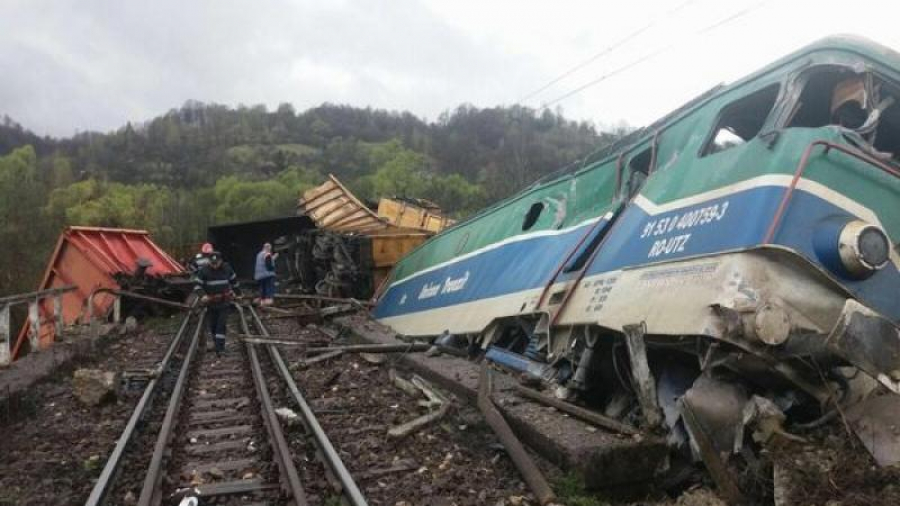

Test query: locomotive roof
[446,34,900,233]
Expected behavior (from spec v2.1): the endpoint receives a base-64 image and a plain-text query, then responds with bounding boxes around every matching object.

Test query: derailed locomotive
[374,36,900,495]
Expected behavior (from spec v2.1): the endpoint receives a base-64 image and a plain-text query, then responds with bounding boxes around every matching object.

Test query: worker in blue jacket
[194,251,240,355]
[254,242,278,306]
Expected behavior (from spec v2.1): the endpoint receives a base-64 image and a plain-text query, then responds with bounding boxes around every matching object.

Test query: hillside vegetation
[0,103,626,295]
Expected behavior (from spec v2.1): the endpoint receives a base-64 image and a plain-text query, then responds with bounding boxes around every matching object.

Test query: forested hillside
[0,103,627,295]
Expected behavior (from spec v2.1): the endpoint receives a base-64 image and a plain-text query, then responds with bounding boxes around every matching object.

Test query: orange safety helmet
[201,242,214,254]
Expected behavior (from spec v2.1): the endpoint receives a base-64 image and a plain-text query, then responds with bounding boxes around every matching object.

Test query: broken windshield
[785,66,900,162]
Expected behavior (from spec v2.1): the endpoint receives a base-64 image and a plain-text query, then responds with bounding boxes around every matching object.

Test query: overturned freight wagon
[373,35,900,499]
[297,174,455,291]
[10,227,185,360]
[206,175,453,299]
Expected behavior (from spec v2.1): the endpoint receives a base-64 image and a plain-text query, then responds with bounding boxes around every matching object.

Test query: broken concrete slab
[0,330,95,401]
[334,313,668,489]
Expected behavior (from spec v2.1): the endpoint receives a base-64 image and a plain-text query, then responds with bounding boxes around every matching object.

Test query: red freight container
[12,226,184,359]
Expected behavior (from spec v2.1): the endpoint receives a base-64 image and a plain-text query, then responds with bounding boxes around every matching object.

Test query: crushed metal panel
[845,394,900,467]
[623,323,664,428]
[826,298,900,393]
[681,375,749,457]
[298,174,454,234]
[298,174,388,232]
[681,401,747,504]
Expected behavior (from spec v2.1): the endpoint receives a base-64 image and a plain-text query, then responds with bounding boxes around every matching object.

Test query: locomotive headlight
[838,220,890,277]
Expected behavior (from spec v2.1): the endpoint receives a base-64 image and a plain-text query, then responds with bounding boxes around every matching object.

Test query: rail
[764,140,900,244]
[137,309,206,506]
[1,285,76,365]
[83,311,197,506]
[237,303,309,505]
[245,304,369,506]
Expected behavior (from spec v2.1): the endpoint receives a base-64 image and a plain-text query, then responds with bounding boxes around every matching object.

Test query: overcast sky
[2,0,899,137]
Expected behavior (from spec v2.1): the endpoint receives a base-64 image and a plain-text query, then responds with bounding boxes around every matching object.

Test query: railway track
[237,304,368,506]
[84,304,367,506]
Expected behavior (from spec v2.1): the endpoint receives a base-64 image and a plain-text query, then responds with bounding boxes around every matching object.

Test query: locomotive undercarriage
[471,249,900,501]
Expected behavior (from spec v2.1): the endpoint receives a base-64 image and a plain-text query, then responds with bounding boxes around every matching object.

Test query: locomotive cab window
[787,68,900,162]
[702,84,780,156]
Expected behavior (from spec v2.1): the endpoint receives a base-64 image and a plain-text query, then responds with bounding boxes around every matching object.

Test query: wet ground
[0,317,182,506]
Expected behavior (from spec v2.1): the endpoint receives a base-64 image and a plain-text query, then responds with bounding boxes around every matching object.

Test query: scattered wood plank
[359,352,387,364]
[240,337,309,347]
[390,368,421,398]
[320,304,360,318]
[681,402,747,504]
[275,294,373,306]
[267,312,321,320]
[236,333,324,341]
[388,403,450,438]
[512,384,639,435]
[356,458,419,479]
[259,305,295,315]
[293,350,343,368]
[411,374,447,408]
[306,342,430,355]
[478,363,556,505]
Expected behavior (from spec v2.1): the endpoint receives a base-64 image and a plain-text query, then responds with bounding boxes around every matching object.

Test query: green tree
[0,146,51,294]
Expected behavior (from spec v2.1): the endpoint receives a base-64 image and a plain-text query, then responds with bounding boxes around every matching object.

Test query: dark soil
[772,424,900,506]
[0,317,182,506]
[264,315,537,506]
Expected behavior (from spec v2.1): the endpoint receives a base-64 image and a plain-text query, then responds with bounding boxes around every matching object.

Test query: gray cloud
[0,0,546,136]
[6,0,899,138]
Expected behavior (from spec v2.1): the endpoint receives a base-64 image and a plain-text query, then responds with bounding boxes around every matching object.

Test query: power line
[537,0,771,111]
[517,0,699,105]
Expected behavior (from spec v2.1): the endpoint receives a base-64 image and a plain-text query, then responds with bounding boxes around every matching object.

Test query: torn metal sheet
[682,375,749,457]
[845,394,900,466]
[826,299,900,393]
[623,323,663,428]
[656,362,696,447]
[681,400,747,504]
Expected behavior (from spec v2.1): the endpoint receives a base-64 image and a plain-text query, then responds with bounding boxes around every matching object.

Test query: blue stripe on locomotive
[373,218,609,318]
[374,185,900,322]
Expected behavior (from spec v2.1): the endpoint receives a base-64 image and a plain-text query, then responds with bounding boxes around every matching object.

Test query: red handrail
[763,140,900,244]
[534,216,609,309]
